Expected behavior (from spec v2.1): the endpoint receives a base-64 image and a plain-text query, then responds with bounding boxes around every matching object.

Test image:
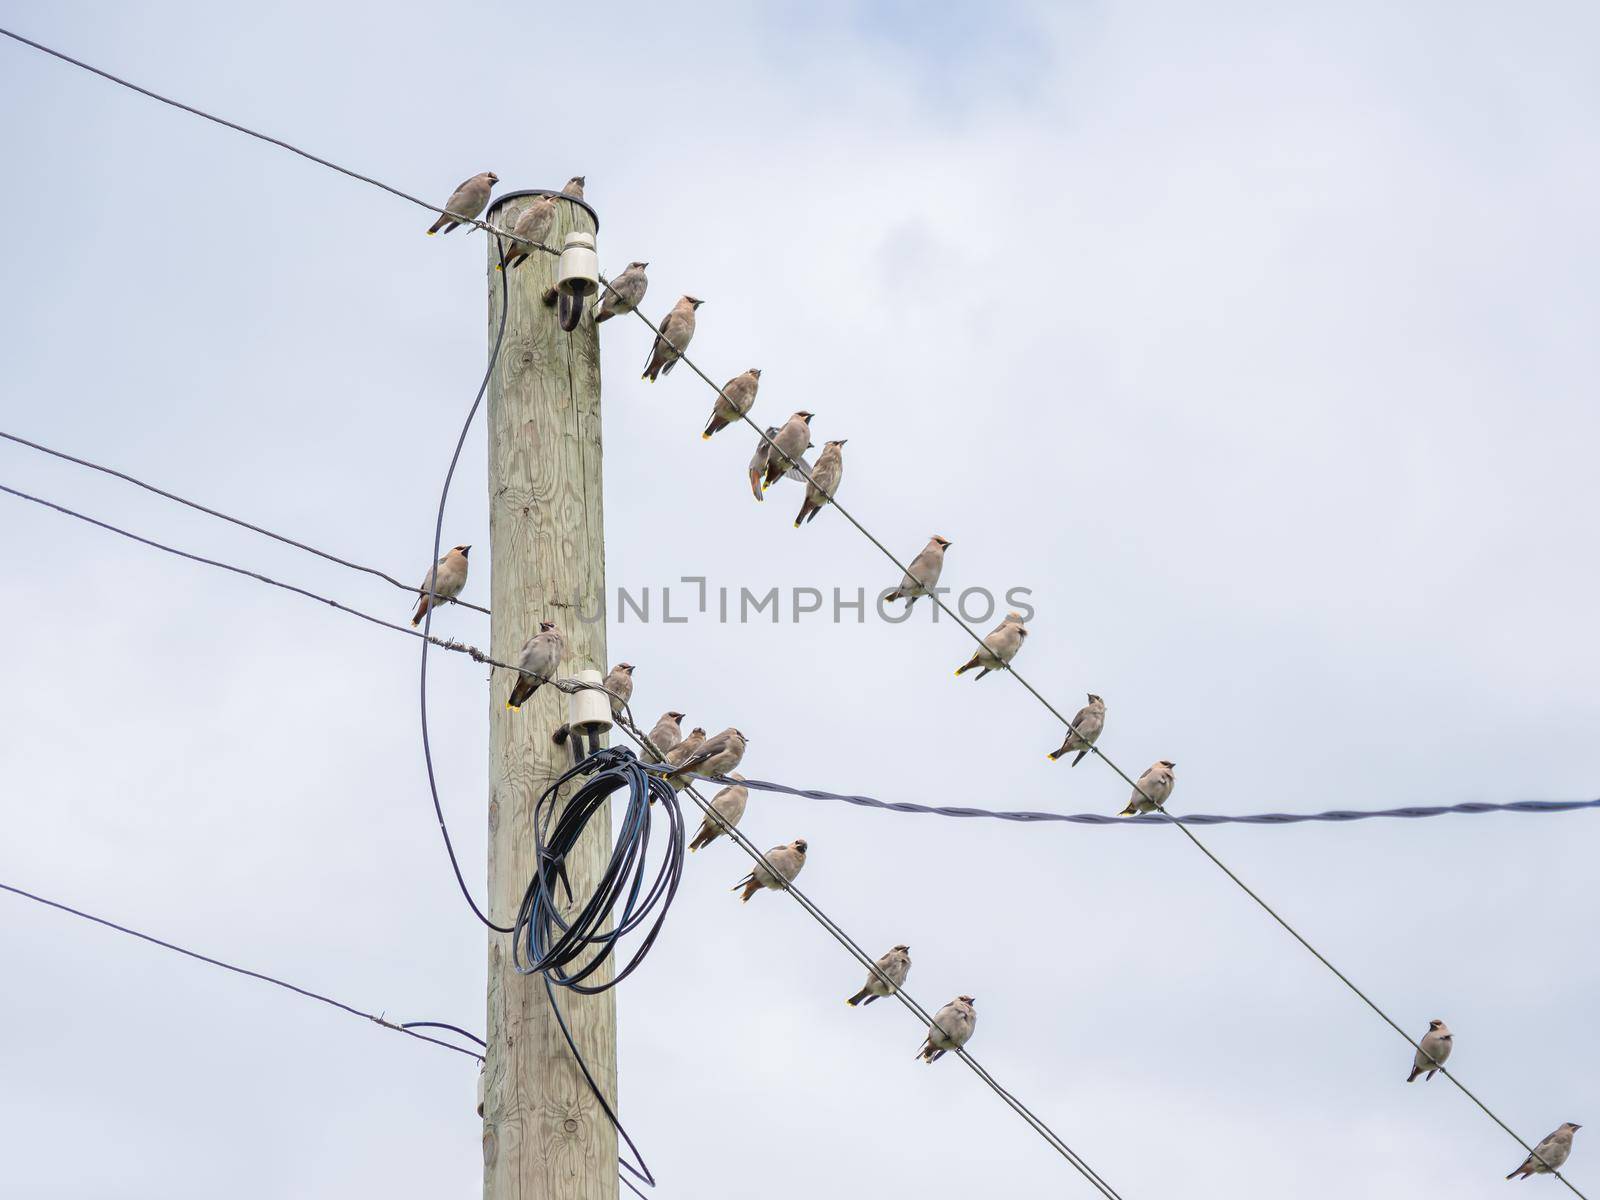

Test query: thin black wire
[399,1020,487,1048]
[0,428,489,616]
[0,879,483,1062]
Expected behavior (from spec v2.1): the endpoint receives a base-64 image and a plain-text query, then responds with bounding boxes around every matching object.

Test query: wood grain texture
[483,193,616,1200]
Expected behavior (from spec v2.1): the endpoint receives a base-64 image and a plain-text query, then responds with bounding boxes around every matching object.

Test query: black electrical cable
[399,1020,488,1048]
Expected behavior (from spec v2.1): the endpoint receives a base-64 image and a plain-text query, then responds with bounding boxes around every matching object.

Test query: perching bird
[747,425,811,501]
[602,663,635,717]
[846,945,912,1007]
[1048,694,1105,765]
[733,839,807,902]
[506,621,565,709]
[669,727,748,788]
[703,369,761,439]
[794,440,846,527]
[1407,1019,1453,1083]
[954,619,1029,680]
[427,172,498,235]
[884,536,951,610]
[646,711,686,759]
[562,175,586,198]
[594,262,649,323]
[641,295,703,381]
[500,194,559,270]
[663,727,707,770]
[916,996,977,1063]
[1119,760,1176,815]
[688,775,748,852]
[762,412,816,490]
[1507,1124,1581,1180]
[411,545,470,626]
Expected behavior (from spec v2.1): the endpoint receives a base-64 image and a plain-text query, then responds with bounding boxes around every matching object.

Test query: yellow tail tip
[793,521,802,529]
[427,231,436,237]
[701,432,712,440]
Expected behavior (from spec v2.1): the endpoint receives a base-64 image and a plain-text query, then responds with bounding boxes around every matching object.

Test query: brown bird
[411,545,470,626]
[602,663,635,717]
[688,775,748,852]
[1047,694,1105,765]
[499,194,559,270]
[1507,1123,1581,1180]
[763,411,815,490]
[794,439,846,527]
[506,621,565,709]
[641,295,703,382]
[669,727,748,789]
[954,619,1029,680]
[915,996,977,1063]
[562,175,586,198]
[846,945,912,1007]
[647,711,686,759]
[884,536,951,609]
[594,262,648,323]
[733,839,807,902]
[662,727,707,770]
[703,369,762,439]
[427,172,498,235]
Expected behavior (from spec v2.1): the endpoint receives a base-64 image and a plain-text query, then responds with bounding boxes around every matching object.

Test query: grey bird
[1048,694,1106,765]
[594,262,649,323]
[794,440,846,527]
[762,411,816,491]
[1119,760,1176,815]
[642,295,703,382]
[427,171,498,235]
[703,369,762,439]
[1407,1019,1453,1083]
[561,175,586,198]
[500,194,560,270]
[669,727,748,788]
[916,996,977,1063]
[884,536,951,609]
[663,727,707,770]
[602,663,635,717]
[506,621,565,709]
[1508,1124,1581,1180]
[688,774,748,852]
[734,839,807,902]
[954,619,1029,680]
[411,545,470,626]
[747,425,812,501]
[647,711,686,758]
[846,945,912,1007]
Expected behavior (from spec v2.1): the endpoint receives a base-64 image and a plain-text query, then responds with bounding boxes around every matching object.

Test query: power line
[0,878,483,1061]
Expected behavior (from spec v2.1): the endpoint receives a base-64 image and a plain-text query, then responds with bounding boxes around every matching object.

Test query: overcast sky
[3,2,1599,1197]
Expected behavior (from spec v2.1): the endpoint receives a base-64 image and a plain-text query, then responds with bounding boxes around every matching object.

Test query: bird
[703,369,762,439]
[746,426,811,501]
[762,412,816,490]
[1119,760,1176,815]
[1047,694,1105,765]
[427,172,498,235]
[688,775,748,852]
[916,996,977,1063]
[884,536,951,610]
[602,663,635,717]
[733,839,807,902]
[500,194,559,270]
[647,711,686,758]
[1407,1019,1453,1083]
[594,262,648,323]
[669,727,748,788]
[846,945,912,1007]
[1507,1124,1581,1180]
[954,619,1029,680]
[641,295,703,381]
[662,727,707,770]
[506,621,564,709]
[794,440,846,527]
[561,175,586,198]
[411,545,470,626]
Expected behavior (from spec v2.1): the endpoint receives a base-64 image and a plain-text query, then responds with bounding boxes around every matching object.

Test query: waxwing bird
[703,369,762,439]
[884,536,951,609]
[1119,760,1175,815]
[1507,1124,1581,1180]
[647,711,686,758]
[1048,694,1105,765]
[642,295,702,381]
[794,440,846,527]
[594,262,649,323]
[954,620,1029,680]
[411,545,470,626]
[602,663,635,717]
[663,727,707,770]
[1407,1019,1453,1083]
[562,175,586,198]
[734,839,807,902]
[847,945,911,1007]
[500,194,559,270]
[506,621,565,709]
[916,996,977,1063]
[688,775,748,852]
[427,171,498,235]
[669,727,748,788]
[762,412,816,490]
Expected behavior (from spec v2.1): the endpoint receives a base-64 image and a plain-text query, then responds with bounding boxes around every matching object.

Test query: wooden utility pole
[483,190,617,1200]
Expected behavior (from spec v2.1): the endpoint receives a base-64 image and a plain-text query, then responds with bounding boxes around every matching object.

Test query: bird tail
[845,987,872,1007]
[411,596,428,627]
[1508,1164,1532,1181]
[749,471,765,502]
[506,677,538,710]
[1071,750,1088,766]
[927,1048,945,1064]
[506,252,528,271]
[884,590,902,604]
[1406,1065,1422,1083]
[1047,746,1065,762]
[642,350,662,382]
[915,1041,931,1060]
[955,655,979,676]
[688,823,715,852]
[428,216,457,235]
[793,503,812,528]
[1117,802,1139,816]
[703,415,726,439]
